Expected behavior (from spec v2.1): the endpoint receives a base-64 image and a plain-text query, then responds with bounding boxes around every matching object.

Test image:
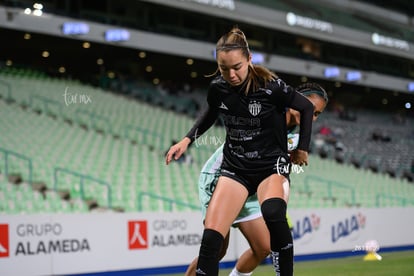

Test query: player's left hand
[165,137,191,165]
[291,149,308,166]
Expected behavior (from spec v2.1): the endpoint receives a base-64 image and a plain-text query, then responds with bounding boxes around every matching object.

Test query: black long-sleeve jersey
[186,75,314,173]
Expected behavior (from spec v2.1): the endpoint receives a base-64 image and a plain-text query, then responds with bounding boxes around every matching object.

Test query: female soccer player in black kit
[165,27,314,275]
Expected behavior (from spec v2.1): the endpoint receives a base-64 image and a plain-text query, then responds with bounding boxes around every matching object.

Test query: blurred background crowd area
[0,0,413,214]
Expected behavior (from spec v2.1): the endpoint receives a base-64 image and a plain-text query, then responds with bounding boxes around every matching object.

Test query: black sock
[261,198,293,276]
[196,228,224,276]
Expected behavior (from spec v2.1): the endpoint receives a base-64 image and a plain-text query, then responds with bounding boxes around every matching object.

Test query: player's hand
[291,149,308,166]
[165,137,191,165]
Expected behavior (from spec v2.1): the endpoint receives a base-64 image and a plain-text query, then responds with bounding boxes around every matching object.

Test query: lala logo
[0,224,9,257]
[292,214,320,243]
[128,221,148,250]
[331,212,366,243]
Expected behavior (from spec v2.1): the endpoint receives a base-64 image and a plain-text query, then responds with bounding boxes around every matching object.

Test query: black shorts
[220,155,291,196]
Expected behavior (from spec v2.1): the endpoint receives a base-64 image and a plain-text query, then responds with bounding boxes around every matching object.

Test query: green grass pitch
[168,250,414,275]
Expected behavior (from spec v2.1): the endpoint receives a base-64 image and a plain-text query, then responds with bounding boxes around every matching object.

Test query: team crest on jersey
[248,100,261,116]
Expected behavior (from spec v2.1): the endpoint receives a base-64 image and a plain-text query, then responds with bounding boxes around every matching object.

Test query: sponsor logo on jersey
[219,102,228,110]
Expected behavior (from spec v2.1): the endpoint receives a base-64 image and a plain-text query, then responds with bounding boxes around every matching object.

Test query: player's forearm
[185,106,218,144]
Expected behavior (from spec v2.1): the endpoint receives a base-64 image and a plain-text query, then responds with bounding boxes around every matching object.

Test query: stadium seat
[1,73,413,215]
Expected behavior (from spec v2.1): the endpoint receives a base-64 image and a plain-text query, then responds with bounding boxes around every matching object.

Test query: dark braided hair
[296,82,329,103]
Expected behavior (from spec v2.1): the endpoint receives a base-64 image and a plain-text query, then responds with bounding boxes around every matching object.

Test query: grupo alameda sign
[1,209,413,275]
[0,222,90,258]
[15,223,90,256]
[0,213,205,276]
[128,219,201,249]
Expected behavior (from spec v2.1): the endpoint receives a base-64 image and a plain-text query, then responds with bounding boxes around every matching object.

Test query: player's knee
[252,245,271,261]
[199,228,224,259]
[261,198,287,223]
[218,233,230,259]
[249,235,270,259]
[218,246,227,260]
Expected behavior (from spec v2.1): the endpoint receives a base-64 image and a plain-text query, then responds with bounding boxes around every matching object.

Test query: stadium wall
[1,207,413,275]
[1,6,413,94]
